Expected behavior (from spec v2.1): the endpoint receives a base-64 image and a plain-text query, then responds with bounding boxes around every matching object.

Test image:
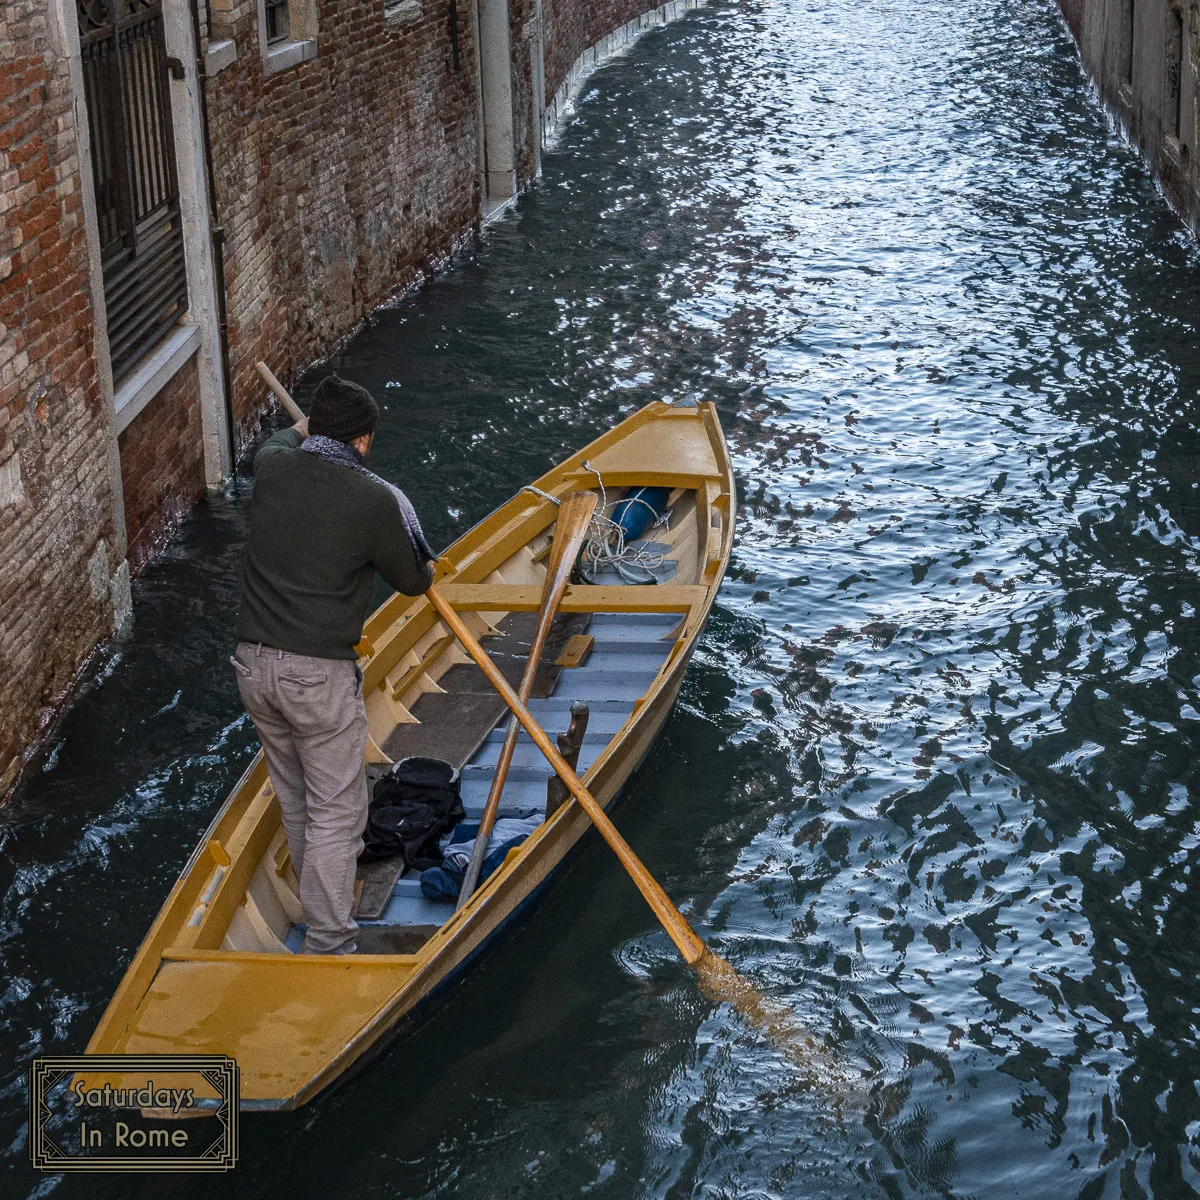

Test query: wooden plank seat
[436,583,707,613]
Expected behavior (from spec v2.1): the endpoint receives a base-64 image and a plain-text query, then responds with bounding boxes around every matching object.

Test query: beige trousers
[232,642,367,954]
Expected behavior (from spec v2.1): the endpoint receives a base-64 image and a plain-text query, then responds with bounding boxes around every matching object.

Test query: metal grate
[77,0,188,382]
[264,0,290,42]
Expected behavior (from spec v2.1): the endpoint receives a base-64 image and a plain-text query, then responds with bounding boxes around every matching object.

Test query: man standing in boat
[232,375,435,954]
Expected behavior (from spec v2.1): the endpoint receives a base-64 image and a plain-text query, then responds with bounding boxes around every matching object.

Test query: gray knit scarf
[301,434,435,563]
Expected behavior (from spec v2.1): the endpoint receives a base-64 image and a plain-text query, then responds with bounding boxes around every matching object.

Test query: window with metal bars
[76,0,189,384]
[264,0,290,42]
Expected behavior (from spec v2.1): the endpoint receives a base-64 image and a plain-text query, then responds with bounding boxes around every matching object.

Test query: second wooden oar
[428,586,864,1102]
[455,490,597,910]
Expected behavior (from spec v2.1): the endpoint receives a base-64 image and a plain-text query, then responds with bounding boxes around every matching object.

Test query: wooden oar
[256,361,306,424]
[428,585,864,1104]
[455,490,598,910]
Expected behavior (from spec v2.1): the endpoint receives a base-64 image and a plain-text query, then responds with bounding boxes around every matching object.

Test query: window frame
[264,0,290,44]
[257,0,318,74]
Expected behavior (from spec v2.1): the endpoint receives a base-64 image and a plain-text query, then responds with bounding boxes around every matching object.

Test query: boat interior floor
[281,609,681,955]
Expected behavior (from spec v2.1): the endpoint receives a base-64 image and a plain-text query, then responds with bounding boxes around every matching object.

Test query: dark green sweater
[236,430,434,659]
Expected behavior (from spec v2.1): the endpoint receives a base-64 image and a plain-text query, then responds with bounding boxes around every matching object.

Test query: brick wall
[205,0,673,440]
[1063,0,1200,234]
[0,0,675,801]
[205,0,485,440]
[118,356,207,575]
[541,0,661,114]
[0,0,121,796]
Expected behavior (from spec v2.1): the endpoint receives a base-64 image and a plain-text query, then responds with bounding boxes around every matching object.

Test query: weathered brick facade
[205,0,690,430]
[0,0,122,796]
[118,357,207,575]
[1,0,687,800]
[206,0,485,434]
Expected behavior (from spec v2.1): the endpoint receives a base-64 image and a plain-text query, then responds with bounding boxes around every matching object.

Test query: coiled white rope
[579,462,671,584]
[523,464,671,584]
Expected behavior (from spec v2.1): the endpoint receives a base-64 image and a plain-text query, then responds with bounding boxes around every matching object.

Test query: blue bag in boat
[419,815,542,899]
[418,840,523,900]
[611,486,671,543]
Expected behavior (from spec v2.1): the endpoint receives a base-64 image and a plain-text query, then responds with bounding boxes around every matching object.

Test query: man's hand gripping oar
[256,362,308,431]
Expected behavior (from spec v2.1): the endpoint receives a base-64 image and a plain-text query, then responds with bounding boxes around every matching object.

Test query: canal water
[6,0,1200,1194]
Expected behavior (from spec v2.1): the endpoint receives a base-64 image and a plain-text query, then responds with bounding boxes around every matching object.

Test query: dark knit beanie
[308,374,378,442]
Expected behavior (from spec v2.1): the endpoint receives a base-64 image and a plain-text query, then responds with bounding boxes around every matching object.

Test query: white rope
[523,469,671,583]
[577,460,671,585]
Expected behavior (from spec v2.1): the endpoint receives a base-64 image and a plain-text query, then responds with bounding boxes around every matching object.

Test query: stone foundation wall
[117,356,207,575]
[0,0,123,796]
[1063,0,1200,232]
[541,0,680,114]
[540,0,701,148]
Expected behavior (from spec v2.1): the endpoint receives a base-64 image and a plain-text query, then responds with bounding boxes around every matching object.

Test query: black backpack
[359,757,465,868]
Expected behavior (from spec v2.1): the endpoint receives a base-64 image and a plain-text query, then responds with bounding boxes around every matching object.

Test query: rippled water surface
[7,0,1200,1195]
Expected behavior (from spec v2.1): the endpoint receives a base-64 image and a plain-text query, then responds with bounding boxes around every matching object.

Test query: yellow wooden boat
[86,401,734,1110]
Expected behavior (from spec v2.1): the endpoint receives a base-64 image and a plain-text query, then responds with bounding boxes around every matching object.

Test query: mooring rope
[523,466,671,584]
[577,461,671,585]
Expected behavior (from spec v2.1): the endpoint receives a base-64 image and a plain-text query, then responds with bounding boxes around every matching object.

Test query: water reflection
[5,0,1200,1194]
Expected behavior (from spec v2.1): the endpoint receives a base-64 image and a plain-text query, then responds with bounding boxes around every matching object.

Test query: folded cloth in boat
[419,815,543,900]
[446,809,541,844]
[459,814,543,853]
[360,757,464,867]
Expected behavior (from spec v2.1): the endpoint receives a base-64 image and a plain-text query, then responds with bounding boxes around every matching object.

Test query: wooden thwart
[435,583,705,613]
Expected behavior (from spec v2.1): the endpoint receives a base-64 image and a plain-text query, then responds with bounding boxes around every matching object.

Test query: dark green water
[6,0,1200,1194]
